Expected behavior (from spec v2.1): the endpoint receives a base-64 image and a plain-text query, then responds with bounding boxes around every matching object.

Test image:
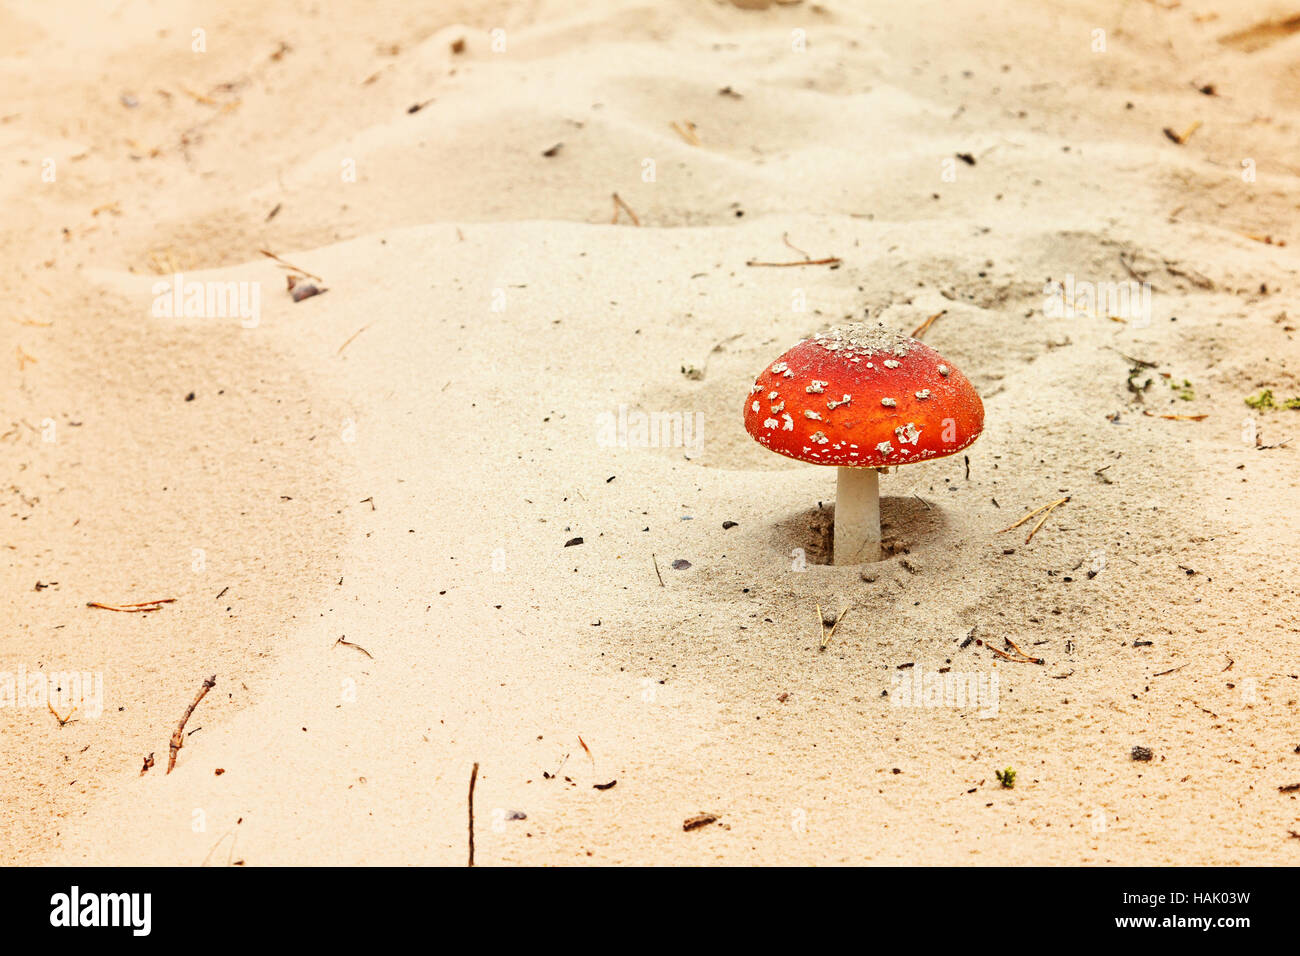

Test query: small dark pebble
[722,520,738,529]
[683,813,718,831]
[291,282,326,302]
[564,537,583,547]
[185,392,195,401]
[542,143,563,157]
[593,780,617,791]
[671,559,691,570]
[956,152,976,165]
[506,810,527,820]
[1131,746,1154,762]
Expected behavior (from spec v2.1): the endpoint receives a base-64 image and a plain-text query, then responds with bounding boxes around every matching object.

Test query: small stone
[1131,745,1154,762]
[722,520,738,529]
[671,559,691,570]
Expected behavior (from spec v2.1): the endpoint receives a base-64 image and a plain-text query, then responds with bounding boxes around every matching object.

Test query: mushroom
[742,323,984,564]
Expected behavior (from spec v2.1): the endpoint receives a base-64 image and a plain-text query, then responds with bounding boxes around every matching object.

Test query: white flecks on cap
[810,430,829,445]
[809,323,913,359]
[915,389,931,400]
[782,369,794,378]
[770,401,784,413]
[782,413,794,430]
[764,418,779,430]
[938,364,950,376]
[881,397,897,407]
[768,390,779,400]
[895,422,921,445]
[826,394,852,410]
[804,410,822,420]
[876,440,893,456]
[751,383,762,394]
[771,362,789,374]
[806,380,828,394]
[751,400,760,412]
[883,359,901,369]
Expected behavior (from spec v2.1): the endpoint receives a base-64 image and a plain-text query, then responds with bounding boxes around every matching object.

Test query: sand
[2,0,1298,865]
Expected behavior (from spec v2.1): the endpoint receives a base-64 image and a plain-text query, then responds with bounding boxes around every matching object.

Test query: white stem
[833,467,880,565]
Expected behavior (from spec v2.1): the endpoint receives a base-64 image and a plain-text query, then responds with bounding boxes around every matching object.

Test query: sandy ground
[2,0,1299,865]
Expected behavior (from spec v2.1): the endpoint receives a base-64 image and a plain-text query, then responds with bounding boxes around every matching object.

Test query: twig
[910,309,947,339]
[745,256,841,268]
[1003,637,1045,665]
[167,675,216,773]
[334,636,374,659]
[48,703,76,726]
[815,604,849,652]
[1162,120,1201,145]
[782,233,810,258]
[87,598,175,612]
[258,249,323,282]
[611,192,641,226]
[998,496,1069,540]
[652,553,664,587]
[1153,663,1187,678]
[1024,496,1070,544]
[1144,410,1208,421]
[467,762,479,867]
[1257,436,1292,450]
[337,324,372,355]
[670,121,700,145]
[1237,231,1287,246]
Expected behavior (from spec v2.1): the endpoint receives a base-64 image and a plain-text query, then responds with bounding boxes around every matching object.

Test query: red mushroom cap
[742,323,983,467]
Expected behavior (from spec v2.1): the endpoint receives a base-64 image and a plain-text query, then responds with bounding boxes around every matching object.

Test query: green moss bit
[1126,367,1153,396]
[1168,378,1194,401]
[995,767,1017,789]
[1245,389,1300,410]
[1246,389,1275,410]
